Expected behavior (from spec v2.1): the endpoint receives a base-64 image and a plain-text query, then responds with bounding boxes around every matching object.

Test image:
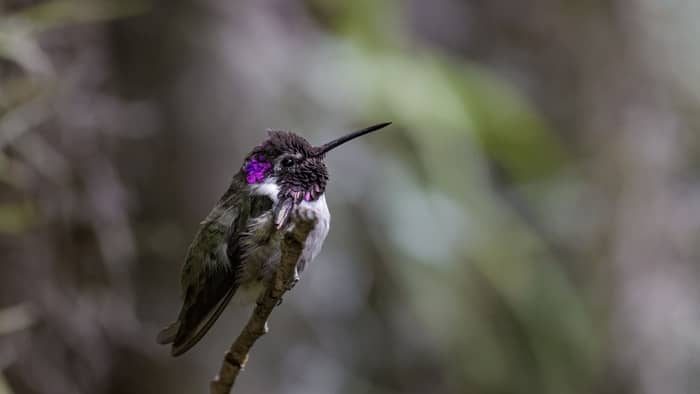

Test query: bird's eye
[281,158,295,167]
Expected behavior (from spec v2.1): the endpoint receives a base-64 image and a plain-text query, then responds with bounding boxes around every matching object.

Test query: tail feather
[169,285,237,357]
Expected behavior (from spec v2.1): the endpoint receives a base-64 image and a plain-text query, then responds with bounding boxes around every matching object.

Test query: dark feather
[156,178,250,356]
[170,283,236,356]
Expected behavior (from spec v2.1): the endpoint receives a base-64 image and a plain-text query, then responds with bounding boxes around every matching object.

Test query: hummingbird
[156,122,391,356]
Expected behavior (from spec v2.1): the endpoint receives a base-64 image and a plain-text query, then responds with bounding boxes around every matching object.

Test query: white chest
[251,181,331,257]
[233,188,331,304]
[247,181,331,273]
[296,194,331,263]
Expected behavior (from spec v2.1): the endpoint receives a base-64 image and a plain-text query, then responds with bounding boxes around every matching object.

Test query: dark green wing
[157,193,250,356]
[156,188,275,357]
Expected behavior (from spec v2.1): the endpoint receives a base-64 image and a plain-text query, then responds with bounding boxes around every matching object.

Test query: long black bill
[317,122,392,155]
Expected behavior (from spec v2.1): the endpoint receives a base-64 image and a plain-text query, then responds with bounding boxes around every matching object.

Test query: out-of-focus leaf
[0,373,13,394]
[0,202,37,234]
[308,0,397,49]
[0,77,44,113]
[0,95,52,150]
[454,66,569,180]
[0,19,53,76]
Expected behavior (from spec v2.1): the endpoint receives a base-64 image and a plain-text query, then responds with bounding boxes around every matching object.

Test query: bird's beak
[316,122,392,155]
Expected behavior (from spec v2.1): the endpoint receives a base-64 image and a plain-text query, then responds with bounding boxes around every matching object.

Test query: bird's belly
[236,195,330,296]
[297,195,331,265]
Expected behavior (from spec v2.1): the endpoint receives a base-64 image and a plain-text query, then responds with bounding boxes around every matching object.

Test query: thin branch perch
[210,216,316,394]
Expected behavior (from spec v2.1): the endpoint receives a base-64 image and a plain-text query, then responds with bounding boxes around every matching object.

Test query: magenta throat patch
[245,155,271,184]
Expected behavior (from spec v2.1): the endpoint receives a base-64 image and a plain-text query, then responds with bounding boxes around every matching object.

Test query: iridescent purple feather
[245,155,271,184]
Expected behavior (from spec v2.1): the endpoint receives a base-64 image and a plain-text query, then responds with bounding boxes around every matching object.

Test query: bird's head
[242,122,391,204]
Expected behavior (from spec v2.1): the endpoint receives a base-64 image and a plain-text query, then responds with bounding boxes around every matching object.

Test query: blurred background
[2,0,700,393]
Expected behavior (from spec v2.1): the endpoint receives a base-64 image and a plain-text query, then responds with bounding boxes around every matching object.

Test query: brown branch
[210,216,316,394]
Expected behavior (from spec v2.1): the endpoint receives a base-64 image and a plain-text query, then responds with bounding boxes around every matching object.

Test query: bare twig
[210,216,316,394]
